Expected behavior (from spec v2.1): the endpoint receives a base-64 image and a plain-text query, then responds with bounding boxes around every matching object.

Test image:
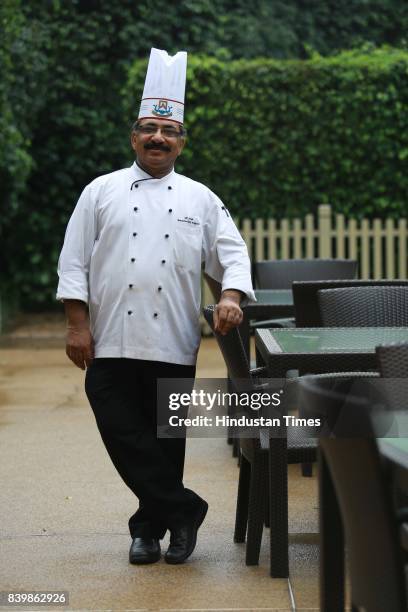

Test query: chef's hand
[66,324,95,370]
[214,289,244,336]
[64,300,94,370]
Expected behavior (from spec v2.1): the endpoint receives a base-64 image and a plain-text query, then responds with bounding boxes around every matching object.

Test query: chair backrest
[203,306,264,456]
[376,342,408,378]
[203,305,252,391]
[254,258,357,289]
[376,342,408,412]
[293,279,408,327]
[318,285,408,327]
[323,437,406,612]
[299,376,407,612]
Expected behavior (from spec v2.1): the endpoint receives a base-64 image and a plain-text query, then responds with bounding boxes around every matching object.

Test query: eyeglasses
[135,124,185,138]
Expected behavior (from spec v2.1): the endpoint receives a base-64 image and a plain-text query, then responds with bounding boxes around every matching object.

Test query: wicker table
[255,327,408,377]
[254,327,408,578]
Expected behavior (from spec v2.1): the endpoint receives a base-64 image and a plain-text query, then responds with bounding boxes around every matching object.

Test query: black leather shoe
[129,537,161,564]
[165,500,208,564]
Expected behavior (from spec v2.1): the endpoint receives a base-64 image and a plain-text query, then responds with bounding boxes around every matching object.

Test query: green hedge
[125,47,408,220]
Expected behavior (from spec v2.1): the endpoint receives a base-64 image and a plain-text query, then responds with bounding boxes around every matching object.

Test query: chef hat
[138,48,187,125]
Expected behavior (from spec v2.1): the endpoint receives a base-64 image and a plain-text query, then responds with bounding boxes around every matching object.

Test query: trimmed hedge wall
[125,47,408,220]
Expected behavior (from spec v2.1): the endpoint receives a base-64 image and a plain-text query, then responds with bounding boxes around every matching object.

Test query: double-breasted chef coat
[57,162,255,366]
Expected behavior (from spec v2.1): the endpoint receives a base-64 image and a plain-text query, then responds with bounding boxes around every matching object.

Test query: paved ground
[0,315,319,611]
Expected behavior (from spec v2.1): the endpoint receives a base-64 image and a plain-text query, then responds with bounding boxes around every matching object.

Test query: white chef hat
[138,48,187,125]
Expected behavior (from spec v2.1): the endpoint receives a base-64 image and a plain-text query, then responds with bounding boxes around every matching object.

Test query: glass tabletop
[268,327,408,353]
[378,435,408,471]
[254,289,293,306]
[382,438,408,452]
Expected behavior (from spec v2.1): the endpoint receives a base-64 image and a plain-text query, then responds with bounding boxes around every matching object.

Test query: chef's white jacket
[57,162,255,365]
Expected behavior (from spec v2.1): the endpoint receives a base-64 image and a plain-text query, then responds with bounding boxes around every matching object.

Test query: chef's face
[131,118,185,177]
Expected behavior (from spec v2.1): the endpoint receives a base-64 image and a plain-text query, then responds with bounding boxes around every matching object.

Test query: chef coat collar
[131,161,176,183]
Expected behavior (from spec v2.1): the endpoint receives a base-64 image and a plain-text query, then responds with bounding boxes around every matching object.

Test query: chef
[57,48,255,565]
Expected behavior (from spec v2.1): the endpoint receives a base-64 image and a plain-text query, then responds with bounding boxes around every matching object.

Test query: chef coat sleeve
[203,191,256,302]
[56,183,97,305]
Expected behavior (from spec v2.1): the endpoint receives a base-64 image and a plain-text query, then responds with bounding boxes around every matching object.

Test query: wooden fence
[201,204,408,315]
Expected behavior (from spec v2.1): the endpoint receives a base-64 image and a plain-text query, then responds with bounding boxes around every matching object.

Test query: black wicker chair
[253,258,357,329]
[293,279,408,327]
[376,342,408,378]
[299,375,408,612]
[318,285,408,327]
[254,258,357,289]
[203,305,317,575]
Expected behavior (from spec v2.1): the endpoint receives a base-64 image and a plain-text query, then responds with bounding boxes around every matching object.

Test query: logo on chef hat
[152,99,173,118]
[139,49,187,124]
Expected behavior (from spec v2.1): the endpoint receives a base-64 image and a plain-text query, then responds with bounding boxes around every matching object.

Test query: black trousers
[85,358,203,539]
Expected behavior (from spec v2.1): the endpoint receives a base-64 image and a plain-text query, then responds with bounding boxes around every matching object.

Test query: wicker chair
[254,258,357,289]
[318,285,408,327]
[203,305,317,575]
[376,342,408,378]
[253,258,357,329]
[299,375,408,612]
[293,279,408,327]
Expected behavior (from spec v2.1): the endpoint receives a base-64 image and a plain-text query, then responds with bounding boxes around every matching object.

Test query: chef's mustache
[144,143,171,152]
